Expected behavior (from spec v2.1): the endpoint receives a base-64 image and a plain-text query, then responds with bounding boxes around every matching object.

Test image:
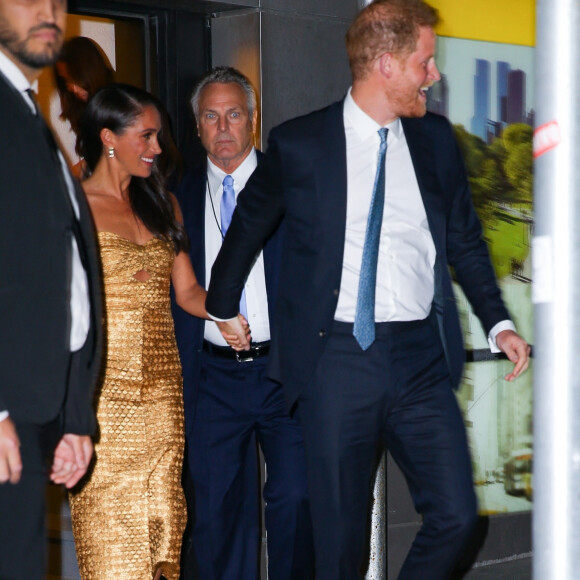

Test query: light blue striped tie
[353,128,388,350]
[221,175,247,318]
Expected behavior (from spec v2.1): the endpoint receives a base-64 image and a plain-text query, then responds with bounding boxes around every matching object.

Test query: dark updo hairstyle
[54,37,114,153]
[80,83,187,253]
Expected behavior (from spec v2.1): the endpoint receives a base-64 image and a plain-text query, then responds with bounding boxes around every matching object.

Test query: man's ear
[378,52,394,79]
[251,109,258,135]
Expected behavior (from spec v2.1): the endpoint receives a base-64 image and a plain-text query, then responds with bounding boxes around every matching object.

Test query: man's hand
[50,434,93,489]
[496,330,531,381]
[218,314,251,351]
[0,418,22,484]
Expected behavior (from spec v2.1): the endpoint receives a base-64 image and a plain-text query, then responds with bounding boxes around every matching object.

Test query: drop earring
[108,147,115,158]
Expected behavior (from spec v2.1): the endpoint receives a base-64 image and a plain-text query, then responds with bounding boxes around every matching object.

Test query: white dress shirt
[204,149,271,346]
[336,90,437,323]
[336,89,513,349]
[0,52,91,422]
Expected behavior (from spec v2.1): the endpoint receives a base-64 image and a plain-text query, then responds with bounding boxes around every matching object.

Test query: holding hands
[219,314,252,350]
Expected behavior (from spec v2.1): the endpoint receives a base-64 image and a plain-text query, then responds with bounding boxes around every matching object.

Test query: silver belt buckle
[236,351,254,363]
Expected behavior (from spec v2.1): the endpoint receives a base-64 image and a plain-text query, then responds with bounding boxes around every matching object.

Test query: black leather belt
[202,340,270,363]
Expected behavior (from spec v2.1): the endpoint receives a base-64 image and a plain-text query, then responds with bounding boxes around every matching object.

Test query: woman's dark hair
[80,83,187,253]
[54,37,114,154]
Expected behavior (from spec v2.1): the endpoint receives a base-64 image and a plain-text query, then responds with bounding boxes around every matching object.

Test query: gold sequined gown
[70,232,186,580]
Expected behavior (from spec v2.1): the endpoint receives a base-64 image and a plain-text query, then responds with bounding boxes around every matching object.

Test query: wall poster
[428,4,535,515]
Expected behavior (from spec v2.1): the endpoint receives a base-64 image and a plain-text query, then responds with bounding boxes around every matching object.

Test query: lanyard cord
[206,174,225,241]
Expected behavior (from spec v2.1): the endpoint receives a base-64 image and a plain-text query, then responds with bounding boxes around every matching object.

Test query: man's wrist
[207,311,238,323]
[488,320,516,352]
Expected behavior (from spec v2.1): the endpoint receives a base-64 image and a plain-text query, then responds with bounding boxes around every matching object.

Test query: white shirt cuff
[0,411,10,423]
[207,312,238,323]
[488,320,516,353]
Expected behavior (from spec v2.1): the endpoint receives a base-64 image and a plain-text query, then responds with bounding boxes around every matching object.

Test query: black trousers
[186,353,314,580]
[0,416,61,579]
[295,319,478,580]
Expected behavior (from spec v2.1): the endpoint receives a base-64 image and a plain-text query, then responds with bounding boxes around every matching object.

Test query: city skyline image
[430,36,534,135]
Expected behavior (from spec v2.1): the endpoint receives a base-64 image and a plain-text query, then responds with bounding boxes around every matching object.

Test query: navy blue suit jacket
[172,153,284,413]
[206,99,510,407]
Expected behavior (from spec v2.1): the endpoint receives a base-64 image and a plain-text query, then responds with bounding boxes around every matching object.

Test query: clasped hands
[219,313,252,350]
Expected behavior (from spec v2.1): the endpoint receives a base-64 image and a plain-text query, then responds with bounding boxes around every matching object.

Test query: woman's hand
[220,314,251,350]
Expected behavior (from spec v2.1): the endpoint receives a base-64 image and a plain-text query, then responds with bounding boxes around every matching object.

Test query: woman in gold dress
[68,83,242,580]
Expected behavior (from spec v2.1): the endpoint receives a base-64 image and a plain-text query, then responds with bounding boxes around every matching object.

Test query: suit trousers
[295,319,478,580]
[0,415,61,579]
[186,351,314,580]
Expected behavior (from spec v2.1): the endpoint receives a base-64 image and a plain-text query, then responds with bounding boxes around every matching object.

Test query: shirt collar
[343,87,403,143]
[0,49,33,94]
[207,147,257,198]
[0,50,38,113]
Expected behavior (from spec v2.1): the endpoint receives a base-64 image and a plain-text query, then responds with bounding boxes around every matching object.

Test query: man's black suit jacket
[206,99,510,407]
[0,73,103,434]
[171,153,283,413]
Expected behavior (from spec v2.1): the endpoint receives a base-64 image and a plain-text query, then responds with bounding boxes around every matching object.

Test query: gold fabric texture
[70,232,186,580]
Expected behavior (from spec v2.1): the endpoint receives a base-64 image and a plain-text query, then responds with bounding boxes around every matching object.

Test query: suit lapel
[313,100,349,259]
[255,150,275,275]
[402,117,452,362]
[402,117,446,256]
[184,164,208,288]
[0,70,34,117]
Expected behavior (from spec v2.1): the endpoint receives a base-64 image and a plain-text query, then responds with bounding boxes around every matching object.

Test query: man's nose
[217,116,229,132]
[38,0,59,24]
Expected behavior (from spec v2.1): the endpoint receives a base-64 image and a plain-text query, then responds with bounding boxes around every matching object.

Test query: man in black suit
[172,67,313,579]
[0,1,102,577]
[206,1,530,578]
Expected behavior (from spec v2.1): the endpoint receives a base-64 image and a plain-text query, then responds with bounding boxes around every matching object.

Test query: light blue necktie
[220,175,248,318]
[353,128,388,350]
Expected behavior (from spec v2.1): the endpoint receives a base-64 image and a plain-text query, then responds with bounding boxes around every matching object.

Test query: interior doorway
[37,13,147,167]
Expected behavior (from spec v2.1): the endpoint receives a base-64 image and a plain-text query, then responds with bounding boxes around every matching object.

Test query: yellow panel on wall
[429,0,535,46]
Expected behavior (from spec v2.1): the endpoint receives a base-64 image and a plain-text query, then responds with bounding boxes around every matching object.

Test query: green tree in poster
[503,124,533,205]
[453,123,532,279]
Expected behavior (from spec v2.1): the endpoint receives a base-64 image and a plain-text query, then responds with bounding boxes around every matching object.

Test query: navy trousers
[295,319,478,580]
[0,416,61,579]
[186,352,314,580]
